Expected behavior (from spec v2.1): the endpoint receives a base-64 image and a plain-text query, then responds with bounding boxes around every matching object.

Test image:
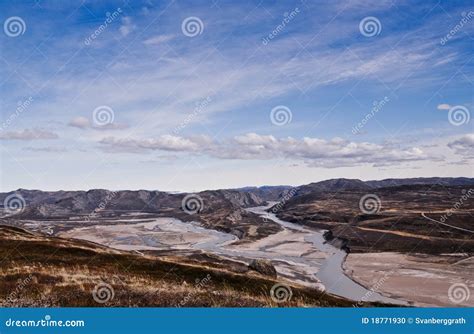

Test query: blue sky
[1,0,473,191]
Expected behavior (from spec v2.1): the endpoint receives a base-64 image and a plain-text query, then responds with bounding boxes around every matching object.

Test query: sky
[0,0,473,192]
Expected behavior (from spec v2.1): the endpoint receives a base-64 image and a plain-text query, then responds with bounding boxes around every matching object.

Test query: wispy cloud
[1,0,472,190]
[68,117,129,130]
[0,129,58,140]
[437,103,451,110]
[448,134,474,157]
[23,146,67,153]
[143,34,175,45]
[119,16,136,37]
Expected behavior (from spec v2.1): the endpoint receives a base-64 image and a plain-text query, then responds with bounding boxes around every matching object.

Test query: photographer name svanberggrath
[415,317,466,325]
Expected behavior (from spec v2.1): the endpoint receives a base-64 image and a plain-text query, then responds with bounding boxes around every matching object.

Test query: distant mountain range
[1,177,473,219]
[294,177,474,196]
[1,176,473,253]
[0,188,263,218]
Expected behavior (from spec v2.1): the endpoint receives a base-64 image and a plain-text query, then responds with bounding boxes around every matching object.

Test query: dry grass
[0,225,380,307]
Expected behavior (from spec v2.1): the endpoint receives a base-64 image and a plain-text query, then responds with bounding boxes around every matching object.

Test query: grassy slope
[0,226,383,307]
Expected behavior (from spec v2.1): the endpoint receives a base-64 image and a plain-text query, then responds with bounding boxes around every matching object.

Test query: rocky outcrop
[248,259,277,278]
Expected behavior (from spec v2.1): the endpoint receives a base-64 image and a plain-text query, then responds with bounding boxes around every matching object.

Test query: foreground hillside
[0,226,369,307]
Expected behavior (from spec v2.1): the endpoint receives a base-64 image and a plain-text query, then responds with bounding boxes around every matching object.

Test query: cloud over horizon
[97,132,458,169]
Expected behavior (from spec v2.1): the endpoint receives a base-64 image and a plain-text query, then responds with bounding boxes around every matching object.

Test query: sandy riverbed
[58,218,236,251]
[344,252,474,306]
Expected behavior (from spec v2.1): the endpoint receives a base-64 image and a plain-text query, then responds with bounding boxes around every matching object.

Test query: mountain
[294,177,474,196]
[269,177,474,254]
[0,188,264,218]
[2,178,472,219]
[0,188,278,242]
[365,177,474,188]
[233,185,292,201]
[295,178,372,196]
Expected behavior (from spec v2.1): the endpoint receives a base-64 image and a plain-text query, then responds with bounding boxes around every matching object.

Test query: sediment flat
[344,252,474,306]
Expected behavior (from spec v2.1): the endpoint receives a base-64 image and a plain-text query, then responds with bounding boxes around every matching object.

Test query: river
[56,203,406,305]
[246,204,406,305]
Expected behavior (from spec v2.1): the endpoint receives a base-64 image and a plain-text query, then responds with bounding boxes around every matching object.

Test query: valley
[1,177,473,307]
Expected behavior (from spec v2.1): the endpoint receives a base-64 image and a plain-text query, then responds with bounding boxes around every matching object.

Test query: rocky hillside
[232,186,292,201]
[0,188,281,242]
[271,179,474,254]
[0,188,265,218]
